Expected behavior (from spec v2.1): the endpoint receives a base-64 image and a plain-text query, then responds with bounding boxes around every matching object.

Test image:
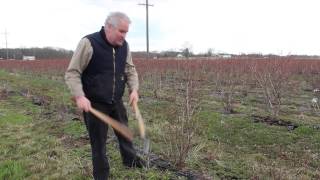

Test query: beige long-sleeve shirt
[65,38,139,97]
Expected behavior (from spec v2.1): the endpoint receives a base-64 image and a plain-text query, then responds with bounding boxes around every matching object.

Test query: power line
[138,0,153,60]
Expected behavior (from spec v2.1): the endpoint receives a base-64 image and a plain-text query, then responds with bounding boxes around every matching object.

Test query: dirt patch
[31,95,52,106]
[59,134,89,148]
[0,89,7,100]
[252,115,298,131]
[0,88,17,100]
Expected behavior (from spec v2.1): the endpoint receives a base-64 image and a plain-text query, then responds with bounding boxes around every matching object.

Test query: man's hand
[75,96,91,112]
[129,89,139,106]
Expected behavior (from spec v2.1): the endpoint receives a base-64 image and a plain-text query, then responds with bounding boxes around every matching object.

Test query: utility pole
[1,29,9,59]
[138,0,153,60]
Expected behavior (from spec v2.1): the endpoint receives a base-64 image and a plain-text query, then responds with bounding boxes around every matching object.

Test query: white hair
[105,12,131,28]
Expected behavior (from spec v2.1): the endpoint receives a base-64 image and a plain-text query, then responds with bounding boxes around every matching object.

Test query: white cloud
[1,0,320,55]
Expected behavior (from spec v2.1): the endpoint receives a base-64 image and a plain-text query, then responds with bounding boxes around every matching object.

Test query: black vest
[82,27,128,104]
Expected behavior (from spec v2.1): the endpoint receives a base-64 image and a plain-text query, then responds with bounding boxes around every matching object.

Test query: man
[65,12,144,180]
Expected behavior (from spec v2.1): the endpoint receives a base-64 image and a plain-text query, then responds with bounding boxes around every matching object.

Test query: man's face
[106,19,129,46]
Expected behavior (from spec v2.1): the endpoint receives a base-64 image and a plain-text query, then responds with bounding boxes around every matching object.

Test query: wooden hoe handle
[132,102,146,138]
[90,107,133,141]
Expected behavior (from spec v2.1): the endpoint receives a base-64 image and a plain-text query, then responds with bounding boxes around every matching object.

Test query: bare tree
[213,60,248,114]
[181,42,193,59]
[161,70,202,168]
[250,59,290,118]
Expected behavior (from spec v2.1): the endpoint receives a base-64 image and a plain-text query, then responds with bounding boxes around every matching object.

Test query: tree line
[1,47,318,60]
[0,47,73,60]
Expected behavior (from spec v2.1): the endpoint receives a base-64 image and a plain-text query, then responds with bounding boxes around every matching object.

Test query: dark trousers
[83,101,138,180]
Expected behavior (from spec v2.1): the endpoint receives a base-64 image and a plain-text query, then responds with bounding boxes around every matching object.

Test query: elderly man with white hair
[65,12,144,180]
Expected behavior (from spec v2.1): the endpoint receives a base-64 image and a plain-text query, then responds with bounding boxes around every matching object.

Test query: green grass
[1,68,320,179]
[0,94,90,179]
[63,120,87,138]
[0,160,29,180]
[194,101,320,178]
[0,70,176,179]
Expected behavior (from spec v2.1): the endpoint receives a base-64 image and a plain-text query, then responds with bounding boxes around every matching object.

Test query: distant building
[176,54,184,58]
[22,56,36,60]
[217,54,232,58]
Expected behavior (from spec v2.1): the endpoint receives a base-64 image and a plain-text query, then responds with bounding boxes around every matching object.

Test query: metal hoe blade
[143,138,150,155]
[132,102,150,165]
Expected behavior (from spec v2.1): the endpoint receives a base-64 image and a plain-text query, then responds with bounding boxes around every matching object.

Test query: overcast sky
[1,0,320,55]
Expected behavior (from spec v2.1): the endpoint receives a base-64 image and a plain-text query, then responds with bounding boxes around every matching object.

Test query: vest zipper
[112,48,116,102]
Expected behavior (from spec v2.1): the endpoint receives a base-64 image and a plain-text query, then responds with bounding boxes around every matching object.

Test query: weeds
[1,58,320,179]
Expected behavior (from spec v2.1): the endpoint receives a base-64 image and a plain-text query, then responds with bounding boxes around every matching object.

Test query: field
[0,58,320,179]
